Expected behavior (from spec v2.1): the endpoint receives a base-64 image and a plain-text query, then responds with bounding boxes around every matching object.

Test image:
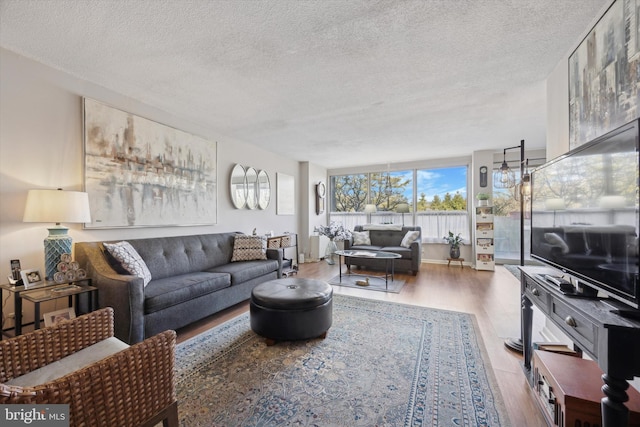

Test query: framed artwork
[20,269,43,288]
[83,98,217,228]
[276,173,295,215]
[569,0,640,148]
[44,308,76,327]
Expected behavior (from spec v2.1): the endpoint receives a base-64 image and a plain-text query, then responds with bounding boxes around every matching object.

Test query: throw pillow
[544,232,569,254]
[401,230,420,248]
[231,234,267,262]
[103,241,152,287]
[352,230,371,246]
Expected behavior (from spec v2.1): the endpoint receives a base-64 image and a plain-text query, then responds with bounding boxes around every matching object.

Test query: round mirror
[257,170,271,209]
[230,164,247,209]
[245,167,258,210]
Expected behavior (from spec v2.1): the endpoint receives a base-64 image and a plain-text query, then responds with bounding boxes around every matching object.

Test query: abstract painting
[569,0,640,148]
[83,98,217,228]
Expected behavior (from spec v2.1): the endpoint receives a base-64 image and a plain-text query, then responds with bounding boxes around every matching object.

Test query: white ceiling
[0,0,609,169]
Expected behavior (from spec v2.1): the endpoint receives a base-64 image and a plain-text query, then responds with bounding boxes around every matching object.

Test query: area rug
[327,274,406,293]
[504,264,521,280]
[175,294,511,427]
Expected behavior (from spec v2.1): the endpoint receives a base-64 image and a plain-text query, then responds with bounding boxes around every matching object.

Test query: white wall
[0,48,308,322]
[299,161,328,261]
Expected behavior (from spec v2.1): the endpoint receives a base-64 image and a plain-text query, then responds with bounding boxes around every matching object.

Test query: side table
[1,278,96,338]
[447,258,464,268]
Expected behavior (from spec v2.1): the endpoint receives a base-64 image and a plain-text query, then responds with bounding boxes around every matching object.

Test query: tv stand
[520,266,640,427]
[610,308,640,320]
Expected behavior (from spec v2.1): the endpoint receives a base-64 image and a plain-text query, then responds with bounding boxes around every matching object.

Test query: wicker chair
[0,307,178,427]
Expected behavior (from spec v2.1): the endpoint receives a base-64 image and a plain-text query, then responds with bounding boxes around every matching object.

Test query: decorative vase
[449,245,460,259]
[325,239,338,265]
[478,199,488,207]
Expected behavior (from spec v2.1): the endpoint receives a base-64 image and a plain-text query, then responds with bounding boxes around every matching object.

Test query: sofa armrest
[75,242,146,344]
[266,248,283,278]
[410,240,422,273]
[343,238,353,250]
[1,329,176,427]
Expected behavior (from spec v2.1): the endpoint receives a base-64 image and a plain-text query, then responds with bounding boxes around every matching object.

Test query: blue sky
[392,166,467,202]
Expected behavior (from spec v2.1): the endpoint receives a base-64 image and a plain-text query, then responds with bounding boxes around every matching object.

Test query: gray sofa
[343,225,422,275]
[75,233,282,344]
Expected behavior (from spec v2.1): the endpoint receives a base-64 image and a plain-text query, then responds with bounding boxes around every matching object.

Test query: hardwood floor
[176,261,547,426]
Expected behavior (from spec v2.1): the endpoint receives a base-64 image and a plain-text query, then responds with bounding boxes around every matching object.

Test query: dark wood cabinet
[520,266,640,427]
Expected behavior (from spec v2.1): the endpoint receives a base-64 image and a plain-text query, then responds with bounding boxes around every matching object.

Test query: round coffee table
[334,250,401,289]
[250,278,333,345]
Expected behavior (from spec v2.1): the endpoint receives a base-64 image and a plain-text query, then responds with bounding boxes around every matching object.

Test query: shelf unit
[267,233,298,277]
[475,205,495,271]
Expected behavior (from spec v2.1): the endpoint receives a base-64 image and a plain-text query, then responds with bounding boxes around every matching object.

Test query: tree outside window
[329,166,468,240]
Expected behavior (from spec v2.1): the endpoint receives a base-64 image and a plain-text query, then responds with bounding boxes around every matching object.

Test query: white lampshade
[364,204,377,214]
[23,189,91,224]
[599,195,625,209]
[544,198,566,211]
[395,203,410,213]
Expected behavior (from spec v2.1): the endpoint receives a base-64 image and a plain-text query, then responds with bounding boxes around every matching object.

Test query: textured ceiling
[0,0,609,168]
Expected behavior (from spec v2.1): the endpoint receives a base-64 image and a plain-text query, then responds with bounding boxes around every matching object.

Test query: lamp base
[504,337,524,353]
[44,226,72,280]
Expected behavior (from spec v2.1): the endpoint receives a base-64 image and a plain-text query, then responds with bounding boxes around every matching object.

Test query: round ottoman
[250,278,333,345]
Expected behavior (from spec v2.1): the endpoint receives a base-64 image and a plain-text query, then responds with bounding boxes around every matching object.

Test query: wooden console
[533,350,640,427]
[520,266,640,427]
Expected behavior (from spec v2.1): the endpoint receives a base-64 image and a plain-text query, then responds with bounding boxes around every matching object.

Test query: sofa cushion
[231,235,267,262]
[103,241,152,286]
[6,337,129,386]
[209,259,280,285]
[350,245,383,251]
[144,272,231,314]
[352,230,371,246]
[381,246,413,259]
[401,230,420,248]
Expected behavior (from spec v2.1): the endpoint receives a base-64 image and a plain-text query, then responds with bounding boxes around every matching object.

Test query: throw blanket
[362,224,403,231]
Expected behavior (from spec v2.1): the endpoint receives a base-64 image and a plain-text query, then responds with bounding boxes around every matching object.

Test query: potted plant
[476,193,491,206]
[443,231,464,259]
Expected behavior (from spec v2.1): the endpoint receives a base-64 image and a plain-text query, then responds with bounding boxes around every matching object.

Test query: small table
[334,250,401,289]
[447,258,464,268]
[0,279,96,338]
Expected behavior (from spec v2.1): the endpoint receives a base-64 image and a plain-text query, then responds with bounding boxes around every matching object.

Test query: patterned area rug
[175,294,511,426]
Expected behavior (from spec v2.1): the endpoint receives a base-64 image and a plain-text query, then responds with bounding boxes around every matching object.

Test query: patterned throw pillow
[103,241,152,287]
[352,230,371,246]
[231,235,267,262]
[401,230,420,248]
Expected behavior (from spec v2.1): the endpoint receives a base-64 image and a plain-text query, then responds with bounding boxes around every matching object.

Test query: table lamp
[364,204,377,224]
[545,198,565,227]
[395,203,410,226]
[23,188,91,280]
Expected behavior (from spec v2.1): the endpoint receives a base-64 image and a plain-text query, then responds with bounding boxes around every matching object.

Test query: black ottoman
[250,278,333,345]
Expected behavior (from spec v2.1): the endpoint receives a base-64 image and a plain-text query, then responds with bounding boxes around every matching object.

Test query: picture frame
[276,173,295,215]
[20,269,43,288]
[43,307,76,327]
[568,0,639,148]
[83,98,218,228]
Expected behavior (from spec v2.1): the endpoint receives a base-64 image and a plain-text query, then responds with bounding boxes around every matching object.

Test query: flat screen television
[530,119,639,310]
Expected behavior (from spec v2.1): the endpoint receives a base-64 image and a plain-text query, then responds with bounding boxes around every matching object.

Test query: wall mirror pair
[230,164,270,210]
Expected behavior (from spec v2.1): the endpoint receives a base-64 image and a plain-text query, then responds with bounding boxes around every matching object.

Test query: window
[329,165,468,241]
[415,166,468,242]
